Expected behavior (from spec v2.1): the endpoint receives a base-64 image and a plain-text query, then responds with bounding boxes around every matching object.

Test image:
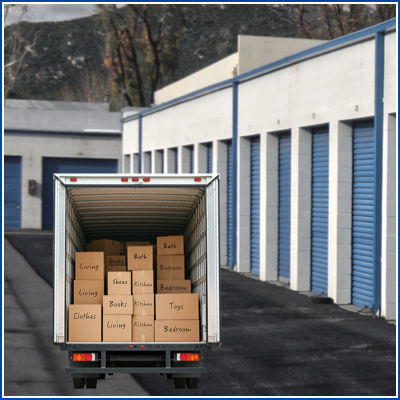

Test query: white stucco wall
[5,132,121,229]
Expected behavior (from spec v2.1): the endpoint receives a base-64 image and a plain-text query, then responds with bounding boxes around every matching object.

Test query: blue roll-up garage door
[250,137,260,275]
[5,156,22,228]
[352,120,375,308]
[42,157,118,230]
[278,133,291,280]
[227,140,234,267]
[311,127,329,294]
[207,143,213,173]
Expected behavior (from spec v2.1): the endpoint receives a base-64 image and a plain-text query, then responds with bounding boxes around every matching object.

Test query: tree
[293,4,396,40]
[4,5,37,98]
[99,4,183,108]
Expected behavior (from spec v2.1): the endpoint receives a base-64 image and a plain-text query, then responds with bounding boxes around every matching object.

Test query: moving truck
[53,174,221,389]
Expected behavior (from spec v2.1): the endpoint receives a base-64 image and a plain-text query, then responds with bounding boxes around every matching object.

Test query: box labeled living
[68,304,102,342]
[103,315,132,342]
[133,293,154,316]
[132,316,154,342]
[106,255,126,267]
[157,280,191,294]
[155,320,199,342]
[103,295,133,315]
[108,271,132,295]
[74,280,104,304]
[87,239,122,256]
[156,255,185,280]
[156,293,198,320]
[132,270,154,294]
[75,252,104,280]
[157,235,184,255]
[127,246,153,270]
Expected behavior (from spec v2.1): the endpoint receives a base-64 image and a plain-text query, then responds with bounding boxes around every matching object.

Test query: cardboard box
[75,252,104,280]
[103,315,132,342]
[132,316,154,342]
[87,239,122,256]
[132,270,154,294]
[103,295,133,315]
[68,304,102,342]
[157,235,184,255]
[155,320,199,342]
[156,255,185,280]
[108,271,132,295]
[156,293,198,320]
[106,265,127,273]
[127,246,153,270]
[74,280,104,304]
[106,255,126,267]
[133,293,154,316]
[157,280,191,294]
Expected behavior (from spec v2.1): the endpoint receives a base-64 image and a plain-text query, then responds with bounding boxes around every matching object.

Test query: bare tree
[4,5,37,98]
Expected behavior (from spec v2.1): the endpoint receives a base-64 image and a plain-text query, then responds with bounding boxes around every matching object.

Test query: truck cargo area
[53,174,220,389]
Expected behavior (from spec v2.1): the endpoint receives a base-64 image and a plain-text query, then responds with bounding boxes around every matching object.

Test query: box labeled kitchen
[133,293,154,316]
[132,270,154,293]
[156,235,184,255]
[127,246,153,270]
[103,315,132,342]
[106,255,126,267]
[103,295,133,315]
[74,280,104,304]
[108,271,131,295]
[157,280,191,294]
[75,252,104,280]
[132,316,154,342]
[156,293,198,320]
[156,255,185,280]
[68,304,102,342]
[155,320,199,342]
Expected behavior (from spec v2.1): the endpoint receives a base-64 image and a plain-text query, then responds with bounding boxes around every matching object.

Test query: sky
[4,4,101,25]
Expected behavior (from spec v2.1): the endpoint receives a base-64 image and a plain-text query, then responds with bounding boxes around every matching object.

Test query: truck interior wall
[64,187,208,343]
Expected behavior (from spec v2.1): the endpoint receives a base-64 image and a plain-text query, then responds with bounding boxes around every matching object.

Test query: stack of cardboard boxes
[68,237,200,342]
[155,235,199,342]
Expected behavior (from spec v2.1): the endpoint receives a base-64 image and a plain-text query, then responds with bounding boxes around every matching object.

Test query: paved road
[5,231,397,396]
[4,237,149,396]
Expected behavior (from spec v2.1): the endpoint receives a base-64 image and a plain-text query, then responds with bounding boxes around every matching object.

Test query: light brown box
[103,295,133,315]
[157,235,184,255]
[157,280,191,294]
[133,293,154,316]
[156,255,185,280]
[87,239,122,256]
[125,241,151,247]
[106,265,127,273]
[132,271,154,294]
[155,320,199,342]
[156,293,198,320]
[75,252,104,280]
[132,316,154,342]
[108,271,132,295]
[106,255,126,267]
[68,304,102,342]
[74,280,104,304]
[127,246,153,270]
[103,315,132,342]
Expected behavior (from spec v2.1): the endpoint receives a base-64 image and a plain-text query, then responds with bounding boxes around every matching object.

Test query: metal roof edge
[121,18,396,124]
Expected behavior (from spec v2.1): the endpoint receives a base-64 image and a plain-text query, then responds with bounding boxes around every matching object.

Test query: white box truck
[53,174,221,389]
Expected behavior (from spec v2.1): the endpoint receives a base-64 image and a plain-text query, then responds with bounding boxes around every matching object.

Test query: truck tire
[186,377,199,389]
[72,377,85,389]
[85,377,97,389]
[174,377,186,389]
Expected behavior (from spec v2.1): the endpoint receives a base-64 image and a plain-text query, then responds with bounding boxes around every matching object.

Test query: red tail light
[121,177,128,182]
[194,177,201,182]
[72,353,96,362]
[70,177,77,182]
[176,353,199,362]
[132,177,139,182]
[143,177,150,182]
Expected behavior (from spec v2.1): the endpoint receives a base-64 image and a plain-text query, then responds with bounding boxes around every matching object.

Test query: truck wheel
[174,377,186,389]
[186,377,199,389]
[72,377,85,389]
[85,377,97,389]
